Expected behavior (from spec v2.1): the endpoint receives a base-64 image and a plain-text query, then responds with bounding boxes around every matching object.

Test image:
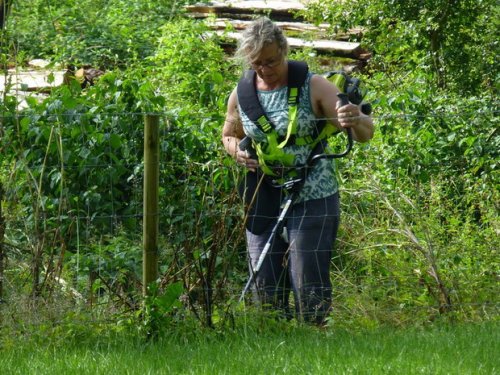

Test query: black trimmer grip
[338,92,350,107]
[239,136,252,151]
[340,91,372,115]
[239,136,257,159]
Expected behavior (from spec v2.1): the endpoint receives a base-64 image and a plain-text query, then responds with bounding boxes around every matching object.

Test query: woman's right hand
[236,149,259,172]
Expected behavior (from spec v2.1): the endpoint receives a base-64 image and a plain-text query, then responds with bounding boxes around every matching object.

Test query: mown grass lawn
[1,321,498,374]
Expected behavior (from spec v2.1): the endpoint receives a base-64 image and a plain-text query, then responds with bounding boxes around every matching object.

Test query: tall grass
[1,321,498,374]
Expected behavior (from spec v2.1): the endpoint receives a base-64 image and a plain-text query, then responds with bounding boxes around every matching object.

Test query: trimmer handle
[239,136,258,159]
[337,92,350,107]
[310,93,353,162]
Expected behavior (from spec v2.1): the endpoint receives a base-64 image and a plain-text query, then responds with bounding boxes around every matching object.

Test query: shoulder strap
[236,70,273,132]
[237,61,309,134]
[286,60,308,106]
[278,60,308,148]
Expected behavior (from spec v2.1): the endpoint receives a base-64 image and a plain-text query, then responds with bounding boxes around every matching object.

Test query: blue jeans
[245,193,340,323]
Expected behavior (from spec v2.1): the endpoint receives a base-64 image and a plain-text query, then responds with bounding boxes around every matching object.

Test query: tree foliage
[304,0,499,94]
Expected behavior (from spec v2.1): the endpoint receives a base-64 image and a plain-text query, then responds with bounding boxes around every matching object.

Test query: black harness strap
[286,60,309,104]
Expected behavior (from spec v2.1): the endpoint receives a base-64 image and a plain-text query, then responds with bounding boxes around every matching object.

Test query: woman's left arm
[310,75,374,143]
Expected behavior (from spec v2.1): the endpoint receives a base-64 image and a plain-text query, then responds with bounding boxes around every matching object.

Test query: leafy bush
[334,176,499,325]
[8,0,193,66]
[303,0,499,95]
[330,64,499,325]
[368,70,498,212]
[149,18,237,111]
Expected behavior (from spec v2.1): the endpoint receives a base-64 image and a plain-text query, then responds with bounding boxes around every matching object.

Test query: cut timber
[214,31,365,58]
[185,1,306,21]
[0,69,66,110]
[206,18,328,32]
[186,0,305,12]
[204,18,363,41]
[287,36,362,56]
[0,70,65,92]
[186,1,371,62]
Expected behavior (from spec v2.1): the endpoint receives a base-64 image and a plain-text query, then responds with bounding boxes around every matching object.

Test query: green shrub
[8,0,192,66]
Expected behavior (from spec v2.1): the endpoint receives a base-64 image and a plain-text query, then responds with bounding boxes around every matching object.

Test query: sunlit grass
[1,321,498,374]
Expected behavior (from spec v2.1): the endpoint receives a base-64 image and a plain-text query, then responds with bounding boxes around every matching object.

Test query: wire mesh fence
[0,109,498,329]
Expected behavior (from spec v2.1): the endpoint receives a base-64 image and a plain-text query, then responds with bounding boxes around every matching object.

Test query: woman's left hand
[336,103,361,129]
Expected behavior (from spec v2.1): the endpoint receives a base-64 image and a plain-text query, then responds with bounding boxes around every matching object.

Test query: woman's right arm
[222,88,259,171]
[222,88,245,158]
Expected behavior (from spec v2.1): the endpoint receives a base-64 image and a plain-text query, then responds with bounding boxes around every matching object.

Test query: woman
[222,17,374,324]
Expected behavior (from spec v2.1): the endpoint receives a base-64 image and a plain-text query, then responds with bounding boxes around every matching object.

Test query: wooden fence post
[0,182,5,301]
[143,114,159,296]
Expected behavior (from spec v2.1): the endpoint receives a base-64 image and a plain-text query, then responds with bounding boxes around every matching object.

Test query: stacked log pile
[185,1,371,66]
[0,61,104,109]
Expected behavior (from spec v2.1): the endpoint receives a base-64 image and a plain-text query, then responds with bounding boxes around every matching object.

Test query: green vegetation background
[0,0,498,340]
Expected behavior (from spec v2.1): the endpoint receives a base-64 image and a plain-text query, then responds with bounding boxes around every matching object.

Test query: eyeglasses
[250,56,283,70]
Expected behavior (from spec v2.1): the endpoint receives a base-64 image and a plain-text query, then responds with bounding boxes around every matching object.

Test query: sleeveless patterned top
[239,73,339,203]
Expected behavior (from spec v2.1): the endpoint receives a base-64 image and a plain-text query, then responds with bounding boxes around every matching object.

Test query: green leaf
[62,96,78,109]
[156,282,183,311]
[109,133,122,149]
[25,96,38,108]
[20,117,31,131]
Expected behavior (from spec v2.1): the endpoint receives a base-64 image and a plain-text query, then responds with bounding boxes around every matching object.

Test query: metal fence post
[143,114,159,296]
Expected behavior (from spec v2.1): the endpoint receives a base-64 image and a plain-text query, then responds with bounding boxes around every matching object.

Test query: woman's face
[249,42,286,86]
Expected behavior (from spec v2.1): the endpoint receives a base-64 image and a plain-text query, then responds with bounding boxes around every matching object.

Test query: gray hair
[235,17,289,65]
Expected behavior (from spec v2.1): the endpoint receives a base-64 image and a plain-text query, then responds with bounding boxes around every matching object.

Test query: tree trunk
[1,0,13,30]
[429,25,447,90]
[429,0,458,89]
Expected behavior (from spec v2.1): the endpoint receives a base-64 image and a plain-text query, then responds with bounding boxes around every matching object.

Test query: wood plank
[186,0,305,12]
[0,70,65,92]
[206,18,328,32]
[203,18,364,40]
[214,30,366,58]
[185,1,306,20]
[287,36,362,55]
